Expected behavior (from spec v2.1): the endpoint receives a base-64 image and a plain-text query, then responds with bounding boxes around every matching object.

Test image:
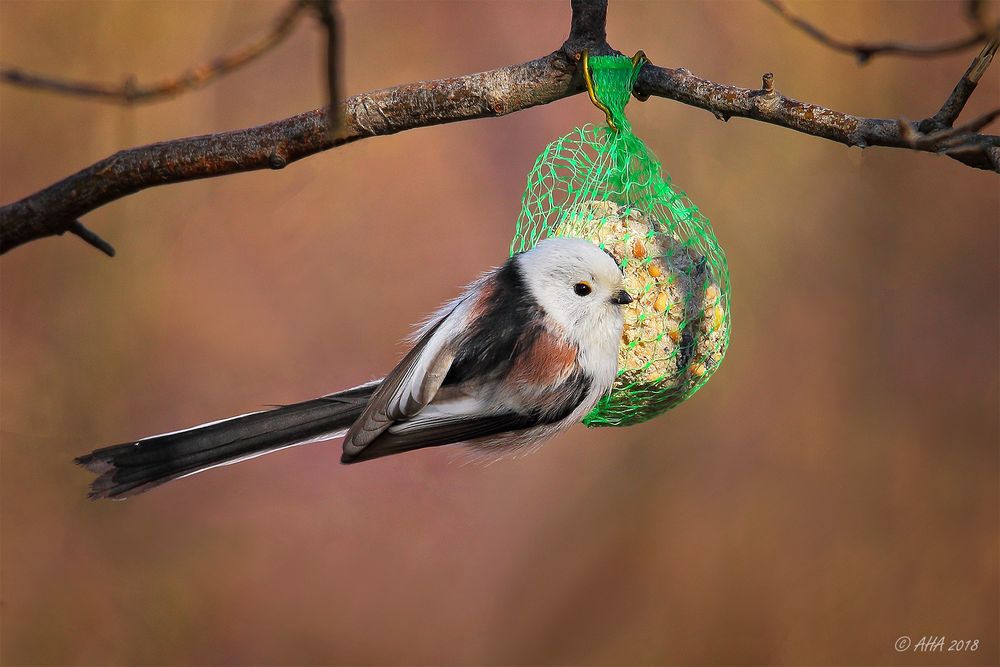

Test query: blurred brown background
[1,1,997,665]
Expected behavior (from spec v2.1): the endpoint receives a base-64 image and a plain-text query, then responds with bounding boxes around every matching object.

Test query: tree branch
[0,0,995,255]
[759,0,995,64]
[632,62,999,171]
[0,52,583,253]
[0,0,308,104]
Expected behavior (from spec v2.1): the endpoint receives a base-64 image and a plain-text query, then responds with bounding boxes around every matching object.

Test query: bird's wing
[341,298,468,458]
[342,260,594,463]
[341,408,539,463]
[341,367,592,464]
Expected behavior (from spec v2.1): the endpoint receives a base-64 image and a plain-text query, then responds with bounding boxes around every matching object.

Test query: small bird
[76,238,633,499]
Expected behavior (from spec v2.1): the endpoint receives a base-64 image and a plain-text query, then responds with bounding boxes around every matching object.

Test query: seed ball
[563,199,728,398]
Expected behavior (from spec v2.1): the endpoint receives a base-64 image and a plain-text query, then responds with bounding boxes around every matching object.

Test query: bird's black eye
[573,282,592,296]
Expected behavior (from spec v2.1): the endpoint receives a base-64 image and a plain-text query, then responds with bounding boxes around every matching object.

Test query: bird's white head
[515,237,631,380]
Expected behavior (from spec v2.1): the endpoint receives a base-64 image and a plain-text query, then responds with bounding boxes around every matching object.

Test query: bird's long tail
[75,382,378,500]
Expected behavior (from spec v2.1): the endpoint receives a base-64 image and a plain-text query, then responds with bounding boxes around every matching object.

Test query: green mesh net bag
[510,53,731,427]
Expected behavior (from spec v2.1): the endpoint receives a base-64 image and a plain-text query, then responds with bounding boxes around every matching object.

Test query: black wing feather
[341,412,540,464]
[443,258,542,386]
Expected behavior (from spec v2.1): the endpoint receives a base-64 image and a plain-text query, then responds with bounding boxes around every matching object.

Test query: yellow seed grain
[653,293,668,312]
[632,239,646,259]
[691,363,706,377]
[647,263,662,278]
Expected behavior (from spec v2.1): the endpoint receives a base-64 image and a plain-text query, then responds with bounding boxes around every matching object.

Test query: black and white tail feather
[75,238,630,500]
[75,382,378,499]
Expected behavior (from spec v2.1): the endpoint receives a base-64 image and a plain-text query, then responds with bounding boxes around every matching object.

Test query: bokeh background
[2,1,997,665]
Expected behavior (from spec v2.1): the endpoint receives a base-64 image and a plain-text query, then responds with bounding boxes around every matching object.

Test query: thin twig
[922,37,1000,133]
[955,107,1000,133]
[967,0,1000,37]
[64,221,115,257]
[0,0,308,104]
[307,0,344,139]
[905,108,1000,149]
[760,0,994,63]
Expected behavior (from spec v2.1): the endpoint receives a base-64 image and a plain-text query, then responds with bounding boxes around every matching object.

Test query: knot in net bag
[511,54,731,427]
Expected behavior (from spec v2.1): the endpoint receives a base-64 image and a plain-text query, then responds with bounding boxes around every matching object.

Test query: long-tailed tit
[77,238,634,499]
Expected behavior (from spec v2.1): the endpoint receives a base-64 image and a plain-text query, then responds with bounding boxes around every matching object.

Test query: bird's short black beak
[612,290,634,305]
